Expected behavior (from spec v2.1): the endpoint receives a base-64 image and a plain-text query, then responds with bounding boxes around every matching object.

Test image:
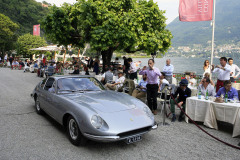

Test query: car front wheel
[67,116,87,146]
[35,96,43,114]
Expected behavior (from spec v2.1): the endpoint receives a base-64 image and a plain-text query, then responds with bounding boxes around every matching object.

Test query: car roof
[50,75,95,80]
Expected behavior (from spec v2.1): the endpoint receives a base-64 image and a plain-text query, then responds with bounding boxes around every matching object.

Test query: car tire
[35,96,43,115]
[67,116,87,146]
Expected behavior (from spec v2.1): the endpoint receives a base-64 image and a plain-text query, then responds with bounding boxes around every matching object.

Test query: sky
[35,0,179,24]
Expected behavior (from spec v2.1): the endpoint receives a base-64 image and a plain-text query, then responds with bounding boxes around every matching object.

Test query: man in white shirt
[198,77,216,97]
[128,58,137,80]
[187,72,197,89]
[12,60,19,70]
[159,72,169,91]
[228,58,240,82]
[105,72,125,91]
[212,57,231,92]
[162,59,174,84]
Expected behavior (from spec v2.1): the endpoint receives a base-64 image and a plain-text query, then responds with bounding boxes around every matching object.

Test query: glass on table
[209,96,216,102]
[233,97,239,103]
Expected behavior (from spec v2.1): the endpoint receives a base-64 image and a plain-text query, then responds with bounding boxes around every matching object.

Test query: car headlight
[91,115,104,129]
[143,107,153,118]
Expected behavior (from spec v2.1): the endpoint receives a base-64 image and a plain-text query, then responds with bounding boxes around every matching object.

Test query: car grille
[117,126,152,138]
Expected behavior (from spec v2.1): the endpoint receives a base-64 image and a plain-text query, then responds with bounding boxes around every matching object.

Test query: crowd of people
[1,54,239,121]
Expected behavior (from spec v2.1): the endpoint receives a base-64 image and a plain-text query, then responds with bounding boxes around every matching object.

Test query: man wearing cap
[212,57,231,92]
[105,72,125,91]
[170,79,191,122]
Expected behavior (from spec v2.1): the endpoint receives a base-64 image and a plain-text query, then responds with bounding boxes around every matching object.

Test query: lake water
[127,57,240,75]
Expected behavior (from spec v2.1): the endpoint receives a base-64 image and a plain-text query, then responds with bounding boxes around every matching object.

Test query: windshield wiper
[77,89,99,92]
[58,90,79,93]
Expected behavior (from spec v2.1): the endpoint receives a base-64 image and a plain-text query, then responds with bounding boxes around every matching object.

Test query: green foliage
[17,33,47,58]
[0,0,49,35]
[41,0,172,65]
[0,13,19,56]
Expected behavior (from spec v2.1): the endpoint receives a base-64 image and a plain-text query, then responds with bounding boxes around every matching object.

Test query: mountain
[0,0,49,35]
[167,0,240,47]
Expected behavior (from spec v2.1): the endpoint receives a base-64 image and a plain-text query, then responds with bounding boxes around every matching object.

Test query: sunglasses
[190,75,194,76]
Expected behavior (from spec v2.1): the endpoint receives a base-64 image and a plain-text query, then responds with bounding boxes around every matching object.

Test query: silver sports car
[31,75,157,146]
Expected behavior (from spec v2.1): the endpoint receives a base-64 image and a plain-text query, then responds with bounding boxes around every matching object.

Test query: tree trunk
[101,48,113,70]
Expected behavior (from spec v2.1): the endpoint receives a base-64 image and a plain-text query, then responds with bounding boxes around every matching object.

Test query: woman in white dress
[203,60,211,76]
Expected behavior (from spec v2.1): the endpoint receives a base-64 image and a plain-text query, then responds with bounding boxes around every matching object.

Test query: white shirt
[159,78,169,91]
[198,84,216,97]
[162,64,174,76]
[203,65,211,76]
[230,64,240,78]
[115,76,125,89]
[188,78,197,89]
[212,64,231,80]
[129,62,137,73]
[12,61,19,65]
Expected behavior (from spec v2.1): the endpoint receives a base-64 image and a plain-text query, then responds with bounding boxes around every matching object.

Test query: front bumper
[83,124,158,142]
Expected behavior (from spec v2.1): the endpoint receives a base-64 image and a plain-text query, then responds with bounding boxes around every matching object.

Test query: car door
[44,80,64,123]
[41,78,55,115]
[38,78,48,110]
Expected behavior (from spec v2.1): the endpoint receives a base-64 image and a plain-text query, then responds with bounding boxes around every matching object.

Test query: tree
[41,0,172,66]
[0,13,19,58]
[17,33,47,59]
[0,0,49,35]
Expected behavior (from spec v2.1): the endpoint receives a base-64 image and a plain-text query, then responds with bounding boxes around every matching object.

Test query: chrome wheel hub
[69,119,78,140]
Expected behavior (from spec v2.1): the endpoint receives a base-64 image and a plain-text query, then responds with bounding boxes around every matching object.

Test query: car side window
[44,78,55,91]
[41,78,47,88]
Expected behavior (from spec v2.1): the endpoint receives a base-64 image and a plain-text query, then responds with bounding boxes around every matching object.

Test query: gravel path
[0,68,239,160]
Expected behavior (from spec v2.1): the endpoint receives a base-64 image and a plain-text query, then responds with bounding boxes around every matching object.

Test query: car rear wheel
[35,96,43,114]
[67,116,87,146]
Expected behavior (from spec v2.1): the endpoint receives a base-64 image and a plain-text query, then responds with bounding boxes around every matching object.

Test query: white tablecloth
[186,96,240,137]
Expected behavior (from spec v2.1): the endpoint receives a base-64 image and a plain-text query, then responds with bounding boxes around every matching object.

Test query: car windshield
[57,77,104,93]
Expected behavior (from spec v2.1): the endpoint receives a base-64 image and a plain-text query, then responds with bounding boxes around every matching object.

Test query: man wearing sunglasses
[198,77,216,97]
[187,72,197,89]
[170,79,191,122]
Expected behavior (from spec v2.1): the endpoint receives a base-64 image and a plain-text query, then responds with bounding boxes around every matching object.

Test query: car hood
[62,91,141,113]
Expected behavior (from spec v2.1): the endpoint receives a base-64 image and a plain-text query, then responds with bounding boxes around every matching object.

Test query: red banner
[33,24,40,36]
[179,0,213,22]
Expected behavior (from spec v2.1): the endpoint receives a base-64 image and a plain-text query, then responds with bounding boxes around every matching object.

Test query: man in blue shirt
[216,80,239,101]
[132,74,147,99]
[162,59,174,84]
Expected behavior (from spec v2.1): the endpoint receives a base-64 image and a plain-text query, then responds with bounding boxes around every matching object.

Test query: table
[186,96,240,137]
[232,83,240,90]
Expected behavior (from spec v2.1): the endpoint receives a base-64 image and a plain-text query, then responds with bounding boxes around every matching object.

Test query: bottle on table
[224,92,228,103]
[205,89,209,100]
[198,87,201,99]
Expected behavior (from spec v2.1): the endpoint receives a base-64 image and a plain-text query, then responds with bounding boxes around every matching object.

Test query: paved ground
[0,68,239,160]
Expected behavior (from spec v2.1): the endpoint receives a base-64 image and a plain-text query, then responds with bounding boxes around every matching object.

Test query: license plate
[125,135,142,144]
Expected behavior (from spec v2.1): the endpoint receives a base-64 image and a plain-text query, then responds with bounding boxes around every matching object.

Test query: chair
[157,84,176,116]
